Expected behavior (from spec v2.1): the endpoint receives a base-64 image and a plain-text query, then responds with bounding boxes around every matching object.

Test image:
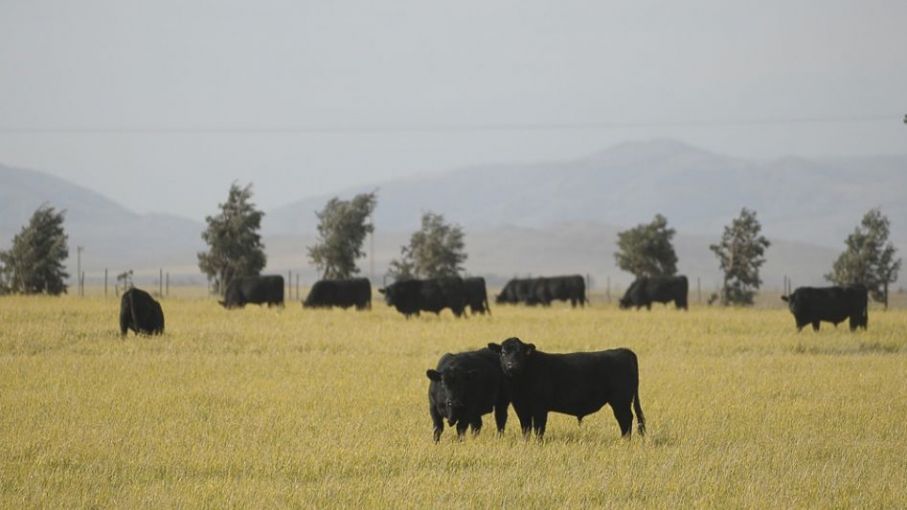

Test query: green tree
[197,183,266,294]
[0,205,69,295]
[389,212,467,280]
[825,208,901,309]
[709,208,770,306]
[307,192,377,280]
[615,214,678,277]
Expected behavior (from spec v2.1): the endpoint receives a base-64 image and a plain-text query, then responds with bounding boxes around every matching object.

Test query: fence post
[697,277,701,304]
[606,276,611,303]
[296,274,300,300]
[104,268,108,298]
[166,273,170,297]
[159,268,163,297]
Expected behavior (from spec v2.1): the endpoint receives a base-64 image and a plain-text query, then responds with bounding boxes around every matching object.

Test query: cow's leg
[494,402,508,434]
[849,315,858,332]
[470,416,483,437]
[812,321,820,332]
[515,407,532,438]
[646,303,652,311]
[455,421,469,440]
[430,406,444,443]
[532,411,548,440]
[612,400,634,438]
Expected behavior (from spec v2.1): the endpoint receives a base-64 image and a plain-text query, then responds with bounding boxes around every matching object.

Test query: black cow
[781,286,868,332]
[496,275,587,307]
[426,348,509,442]
[619,275,688,310]
[120,287,164,336]
[379,277,467,318]
[496,278,537,305]
[488,337,645,439]
[220,275,285,309]
[303,278,371,310]
[464,277,491,315]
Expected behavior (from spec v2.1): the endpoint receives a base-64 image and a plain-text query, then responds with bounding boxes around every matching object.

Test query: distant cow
[464,277,491,315]
[488,337,645,439]
[220,275,285,309]
[496,275,586,307]
[426,348,509,442]
[496,278,538,305]
[379,277,467,318]
[619,275,688,310]
[120,287,164,336]
[781,286,868,332]
[303,278,371,310]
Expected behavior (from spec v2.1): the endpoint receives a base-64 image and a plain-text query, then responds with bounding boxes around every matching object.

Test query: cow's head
[426,364,479,424]
[781,292,798,314]
[618,296,632,309]
[488,337,535,377]
[378,285,394,306]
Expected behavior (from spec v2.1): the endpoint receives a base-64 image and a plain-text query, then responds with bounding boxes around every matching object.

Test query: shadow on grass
[793,341,903,355]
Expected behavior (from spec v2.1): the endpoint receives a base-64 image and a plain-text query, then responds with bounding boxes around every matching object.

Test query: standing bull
[303,278,371,310]
[379,277,467,318]
[426,348,509,442]
[220,275,285,308]
[619,275,688,310]
[488,337,645,440]
[781,285,868,331]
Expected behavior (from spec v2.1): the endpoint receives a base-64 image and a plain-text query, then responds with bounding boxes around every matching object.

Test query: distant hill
[266,139,907,253]
[2,140,904,290]
[0,163,204,281]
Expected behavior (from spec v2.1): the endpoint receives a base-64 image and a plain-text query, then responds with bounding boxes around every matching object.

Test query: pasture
[1,295,905,508]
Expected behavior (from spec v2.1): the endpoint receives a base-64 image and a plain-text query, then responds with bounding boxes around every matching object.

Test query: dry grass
[1,294,905,508]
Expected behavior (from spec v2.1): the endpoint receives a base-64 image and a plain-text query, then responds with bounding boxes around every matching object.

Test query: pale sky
[1,0,905,219]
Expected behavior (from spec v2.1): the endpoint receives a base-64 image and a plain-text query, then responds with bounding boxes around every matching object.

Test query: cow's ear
[525,343,536,356]
[378,288,386,294]
[426,369,442,381]
[487,343,501,353]
[781,296,789,302]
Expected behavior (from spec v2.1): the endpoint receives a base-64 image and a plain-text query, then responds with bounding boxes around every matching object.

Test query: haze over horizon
[1,1,905,219]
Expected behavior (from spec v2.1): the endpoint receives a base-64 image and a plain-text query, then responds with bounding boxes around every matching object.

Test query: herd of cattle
[118,272,872,335]
[113,274,873,441]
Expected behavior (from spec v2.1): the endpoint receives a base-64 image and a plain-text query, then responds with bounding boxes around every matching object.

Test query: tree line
[1,183,900,308]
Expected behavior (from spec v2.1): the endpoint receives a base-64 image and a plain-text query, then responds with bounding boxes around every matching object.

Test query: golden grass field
[1,293,906,508]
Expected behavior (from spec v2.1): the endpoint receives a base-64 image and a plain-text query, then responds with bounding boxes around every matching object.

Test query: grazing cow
[496,275,587,307]
[426,348,509,442]
[464,277,491,315]
[220,275,285,309]
[120,287,164,336]
[496,278,537,305]
[781,286,868,332]
[619,275,688,310]
[379,277,467,318]
[303,278,371,310]
[488,337,645,439]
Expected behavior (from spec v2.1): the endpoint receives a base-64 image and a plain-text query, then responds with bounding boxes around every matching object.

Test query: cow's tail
[631,351,646,436]
[633,387,646,436]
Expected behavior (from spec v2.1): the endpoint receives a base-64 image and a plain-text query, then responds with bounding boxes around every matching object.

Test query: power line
[0,114,897,135]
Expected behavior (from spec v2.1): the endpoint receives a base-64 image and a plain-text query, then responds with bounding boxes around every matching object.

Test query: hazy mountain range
[2,140,905,290]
